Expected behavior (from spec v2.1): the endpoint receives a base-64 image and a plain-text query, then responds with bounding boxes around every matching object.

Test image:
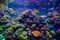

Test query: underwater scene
[0,0,60,40]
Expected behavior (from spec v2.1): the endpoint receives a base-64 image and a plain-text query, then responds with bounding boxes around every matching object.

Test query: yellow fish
[33,9,38,15]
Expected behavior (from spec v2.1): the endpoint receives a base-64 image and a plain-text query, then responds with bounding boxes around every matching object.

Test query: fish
[0,12,4,17]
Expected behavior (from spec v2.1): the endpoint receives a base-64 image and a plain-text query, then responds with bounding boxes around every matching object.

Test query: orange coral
[32,30,41,37]
[53,16,58,19]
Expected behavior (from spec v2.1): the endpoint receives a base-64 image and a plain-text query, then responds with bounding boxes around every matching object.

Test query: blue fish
[0,12,4,17]
[53,27,58,31]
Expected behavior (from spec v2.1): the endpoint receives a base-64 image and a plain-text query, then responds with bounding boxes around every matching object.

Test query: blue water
[7,0,60,15]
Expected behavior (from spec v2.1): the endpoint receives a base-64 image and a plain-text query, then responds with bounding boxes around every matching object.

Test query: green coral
[0,34,5,40]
